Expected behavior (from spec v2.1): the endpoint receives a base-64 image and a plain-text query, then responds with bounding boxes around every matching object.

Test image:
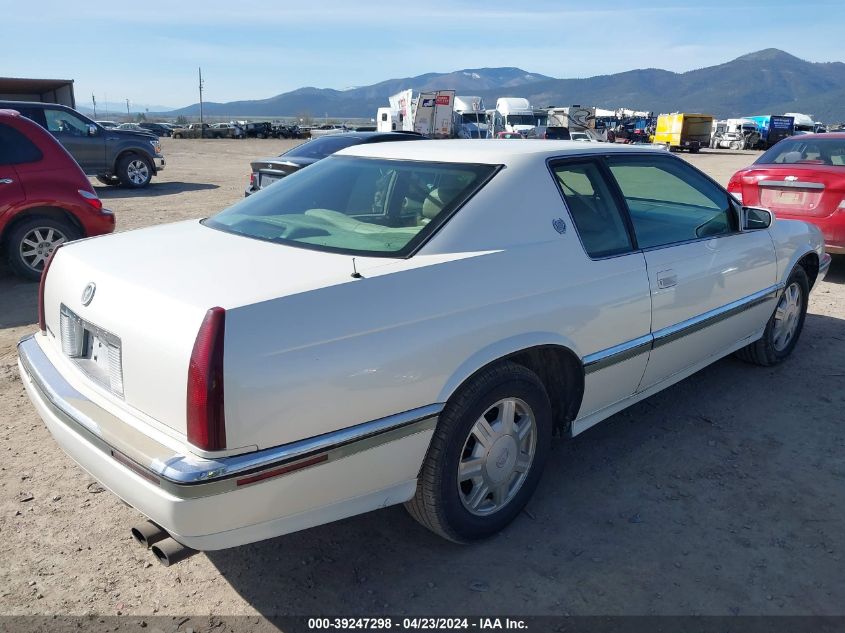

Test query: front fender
[769,218,824,286]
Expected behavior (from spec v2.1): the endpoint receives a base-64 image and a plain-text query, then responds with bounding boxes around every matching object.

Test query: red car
[728,133,845,255]
[0,109,114,280]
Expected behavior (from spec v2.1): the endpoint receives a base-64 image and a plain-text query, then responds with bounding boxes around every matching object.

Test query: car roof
[338,139,664,164]
[0,100,69,109]
[0,108,22,118]
[791,132,845,139]
[316,131,423,141]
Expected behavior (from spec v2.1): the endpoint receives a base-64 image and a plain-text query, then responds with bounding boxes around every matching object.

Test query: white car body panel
[20,140,827,549]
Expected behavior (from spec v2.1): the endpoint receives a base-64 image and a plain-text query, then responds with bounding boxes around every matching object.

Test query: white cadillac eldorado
[19,141,830,563]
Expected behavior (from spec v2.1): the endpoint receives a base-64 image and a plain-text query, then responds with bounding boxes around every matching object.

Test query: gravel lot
[1,139,843,618]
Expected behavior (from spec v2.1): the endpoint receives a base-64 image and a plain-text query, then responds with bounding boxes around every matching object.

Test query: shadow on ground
[0,272,37,329]
[94,181,219,198]
[205,312,845,616]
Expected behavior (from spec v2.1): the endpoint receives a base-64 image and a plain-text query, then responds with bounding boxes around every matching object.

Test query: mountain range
[168,50,845,122]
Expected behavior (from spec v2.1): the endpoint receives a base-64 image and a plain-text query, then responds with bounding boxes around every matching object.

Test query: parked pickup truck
[0,100,165,188]
[172,123,211,139]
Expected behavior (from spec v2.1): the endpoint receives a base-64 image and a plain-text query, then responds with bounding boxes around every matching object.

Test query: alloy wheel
[772,282,802,352]
[127,159,150,185]
[19,227,67,272]
[458,398,537,516]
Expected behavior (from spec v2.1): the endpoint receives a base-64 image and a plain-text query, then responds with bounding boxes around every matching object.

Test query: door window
[607,156,735,249]
[0,123,43,165]
[44,109,91,137]
[551,160,633,258]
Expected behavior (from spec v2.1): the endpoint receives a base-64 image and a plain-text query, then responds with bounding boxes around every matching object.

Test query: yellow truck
[653,113,714,152]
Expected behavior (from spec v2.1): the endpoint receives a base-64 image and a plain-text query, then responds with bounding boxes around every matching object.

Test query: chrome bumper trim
[18,335,441,498]
[153,156,165,171]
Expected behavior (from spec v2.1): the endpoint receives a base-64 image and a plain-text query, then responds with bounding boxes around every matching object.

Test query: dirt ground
[1,139,843,619]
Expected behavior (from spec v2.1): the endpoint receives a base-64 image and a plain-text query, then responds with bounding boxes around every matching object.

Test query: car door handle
[657,270,677,289]
[0,178,14,184]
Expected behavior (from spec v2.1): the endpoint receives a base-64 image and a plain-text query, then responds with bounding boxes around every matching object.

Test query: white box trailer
[377,107,399,132]
[413,90,455,138]
[388,89,416,132]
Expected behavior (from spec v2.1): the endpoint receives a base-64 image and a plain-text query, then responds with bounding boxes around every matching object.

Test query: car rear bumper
[18,334,437,550]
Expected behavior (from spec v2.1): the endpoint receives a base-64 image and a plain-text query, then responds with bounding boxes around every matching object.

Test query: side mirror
[87,124,98,136]
[741,206,773,230]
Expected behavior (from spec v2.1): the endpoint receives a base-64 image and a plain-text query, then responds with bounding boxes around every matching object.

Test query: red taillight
[38,245,62,333]
[187,307,226,451]
[78,189,103,211]
[727,173,744,203]
[248,173,256,187]
[727,173,743,193]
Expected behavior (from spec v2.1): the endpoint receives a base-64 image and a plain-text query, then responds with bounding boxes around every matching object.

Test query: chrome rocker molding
[18,335,441,499]
[583,282,784,375]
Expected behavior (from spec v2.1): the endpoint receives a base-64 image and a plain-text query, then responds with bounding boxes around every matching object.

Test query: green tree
[175,115,188,125]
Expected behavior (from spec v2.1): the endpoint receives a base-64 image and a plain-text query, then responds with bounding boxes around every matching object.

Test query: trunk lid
[738,165,845,219]
[42,220,390,441]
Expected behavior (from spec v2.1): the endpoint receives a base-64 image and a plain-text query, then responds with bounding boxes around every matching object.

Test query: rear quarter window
[0,123,43,165]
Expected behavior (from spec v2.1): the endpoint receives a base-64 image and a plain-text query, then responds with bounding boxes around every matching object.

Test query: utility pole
[125,99,130,117]
[92,94,97,118]
[198,67,205,136]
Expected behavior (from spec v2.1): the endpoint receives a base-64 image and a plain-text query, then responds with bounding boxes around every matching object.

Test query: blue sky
[5,0,843,111]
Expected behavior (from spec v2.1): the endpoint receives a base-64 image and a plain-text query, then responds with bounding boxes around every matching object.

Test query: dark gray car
[245,131,425,196]
[0,101,166,188]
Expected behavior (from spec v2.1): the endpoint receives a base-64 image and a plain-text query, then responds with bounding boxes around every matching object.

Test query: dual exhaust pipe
[130,521,197,566]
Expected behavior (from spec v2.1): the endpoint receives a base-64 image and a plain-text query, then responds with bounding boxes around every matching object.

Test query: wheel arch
[114,148,154,172]
[796,250,820,289]
[1,206,84,250]
[437,335,585,435]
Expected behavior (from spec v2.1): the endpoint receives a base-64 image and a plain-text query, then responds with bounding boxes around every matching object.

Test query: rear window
[283,136,368,160]
[0,123,43,165]
[757,138,845,167]
[205,156,498,257]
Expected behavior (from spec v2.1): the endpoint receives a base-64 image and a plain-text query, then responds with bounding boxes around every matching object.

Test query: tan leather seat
[421,180,464,220]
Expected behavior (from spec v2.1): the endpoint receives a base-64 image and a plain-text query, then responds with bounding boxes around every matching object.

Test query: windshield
[282,135,367,160]
[757,138,845,166]
[205,156,498,256]
[459,113,485,124]
[505,115,536,126]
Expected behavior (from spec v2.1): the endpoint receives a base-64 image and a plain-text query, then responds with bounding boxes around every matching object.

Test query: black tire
[405,361,553,542]
[174,133,182,139]
[116,153,153,188]
[735,265,809,366]
[95,175,120,186]
[7,216,80,281]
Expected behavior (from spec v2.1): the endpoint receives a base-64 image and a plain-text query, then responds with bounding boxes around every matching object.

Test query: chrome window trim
[18,335,441,499]
[582,283,783,374]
